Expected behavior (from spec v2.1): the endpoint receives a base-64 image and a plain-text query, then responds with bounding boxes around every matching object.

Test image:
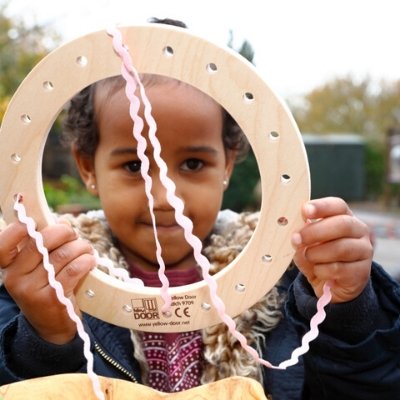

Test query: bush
[222,150,260,211]
[44,175,100,212]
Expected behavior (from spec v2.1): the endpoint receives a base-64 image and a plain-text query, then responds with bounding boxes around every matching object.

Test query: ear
[223,150,236,190]
[71,145,98,195]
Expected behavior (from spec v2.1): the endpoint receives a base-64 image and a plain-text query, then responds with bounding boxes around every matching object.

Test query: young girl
[1,26,400,400]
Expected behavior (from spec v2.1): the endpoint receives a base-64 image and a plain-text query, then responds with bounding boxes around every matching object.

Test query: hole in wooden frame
[206,62,218,73]
[162,45,174,57]
[43,81,54,91]
[76,55,88,67]
[20,114,31,124]
[11,153,22,164]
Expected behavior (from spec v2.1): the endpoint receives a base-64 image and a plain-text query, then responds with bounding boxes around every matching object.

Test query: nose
[151,172,174,211]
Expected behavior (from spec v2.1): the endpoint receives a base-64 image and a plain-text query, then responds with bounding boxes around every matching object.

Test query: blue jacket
[1,262,400,399]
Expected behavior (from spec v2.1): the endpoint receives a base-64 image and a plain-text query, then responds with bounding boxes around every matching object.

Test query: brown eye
[182,158,203,171]
[124,160,141,173]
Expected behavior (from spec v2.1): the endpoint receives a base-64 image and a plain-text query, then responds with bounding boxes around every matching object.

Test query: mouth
[141,220,183,233]
[156,223,183,233]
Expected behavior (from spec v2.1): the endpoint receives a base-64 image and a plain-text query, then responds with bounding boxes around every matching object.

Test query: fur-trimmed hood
[63,209,284,389]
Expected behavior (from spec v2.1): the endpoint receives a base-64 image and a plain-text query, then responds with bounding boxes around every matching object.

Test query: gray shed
[302,133,366,201]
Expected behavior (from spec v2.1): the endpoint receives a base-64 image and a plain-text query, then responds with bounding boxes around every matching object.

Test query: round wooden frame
[0,25,310,332]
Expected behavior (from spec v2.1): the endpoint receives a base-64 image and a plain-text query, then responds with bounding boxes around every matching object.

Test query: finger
[0,222,29,267]
[41,223,79,250]
[299,215,370,246]
[292,246,315,280]
[303,237,373,265]
[309,260,371,303]
[5,238,94,291]
[54,253,96,296]
[303,197,352,221]
[49,238,94,278]
[5,251,96,308]
[13,223,79,275]
[313,260,371,283]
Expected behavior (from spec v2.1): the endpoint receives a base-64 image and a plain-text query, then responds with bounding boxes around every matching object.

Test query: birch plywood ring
[0,25,310,332]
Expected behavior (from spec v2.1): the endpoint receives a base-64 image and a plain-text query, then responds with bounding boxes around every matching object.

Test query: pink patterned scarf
[129,264,203,392]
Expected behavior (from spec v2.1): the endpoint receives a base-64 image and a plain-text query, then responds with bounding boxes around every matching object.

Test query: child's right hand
[0,221,96,344]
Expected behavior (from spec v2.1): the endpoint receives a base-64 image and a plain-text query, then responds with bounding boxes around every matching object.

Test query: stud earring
[223,179,229,187]
[90,184,96,190]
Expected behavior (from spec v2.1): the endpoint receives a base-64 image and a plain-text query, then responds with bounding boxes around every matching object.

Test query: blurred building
[302,133,365,201]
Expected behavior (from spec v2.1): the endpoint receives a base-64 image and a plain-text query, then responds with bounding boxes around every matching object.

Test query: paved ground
[351,203,400,280]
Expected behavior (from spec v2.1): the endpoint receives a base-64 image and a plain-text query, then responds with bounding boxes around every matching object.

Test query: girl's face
[75,80,235,271]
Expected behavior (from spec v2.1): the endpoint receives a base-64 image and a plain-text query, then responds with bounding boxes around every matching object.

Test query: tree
[227,29,255,65]
[0,1,60,120]
[290,75,400,143]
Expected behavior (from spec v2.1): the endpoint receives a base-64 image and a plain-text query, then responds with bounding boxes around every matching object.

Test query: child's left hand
[291,197,374,303]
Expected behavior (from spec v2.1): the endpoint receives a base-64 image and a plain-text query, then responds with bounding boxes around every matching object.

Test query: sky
[4,0,400,99]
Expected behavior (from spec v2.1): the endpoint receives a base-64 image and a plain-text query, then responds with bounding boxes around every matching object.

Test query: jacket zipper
[94,342,138,383]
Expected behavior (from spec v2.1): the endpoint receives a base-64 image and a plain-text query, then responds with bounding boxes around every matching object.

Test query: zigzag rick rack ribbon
[0,26,332,397]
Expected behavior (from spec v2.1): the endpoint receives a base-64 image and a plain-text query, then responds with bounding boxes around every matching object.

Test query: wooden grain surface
[0,374,268,399]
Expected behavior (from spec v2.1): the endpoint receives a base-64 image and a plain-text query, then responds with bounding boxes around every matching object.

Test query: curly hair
[62,74,249,162]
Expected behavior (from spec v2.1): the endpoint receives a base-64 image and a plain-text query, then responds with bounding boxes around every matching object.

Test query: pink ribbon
[107,27,333,370]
